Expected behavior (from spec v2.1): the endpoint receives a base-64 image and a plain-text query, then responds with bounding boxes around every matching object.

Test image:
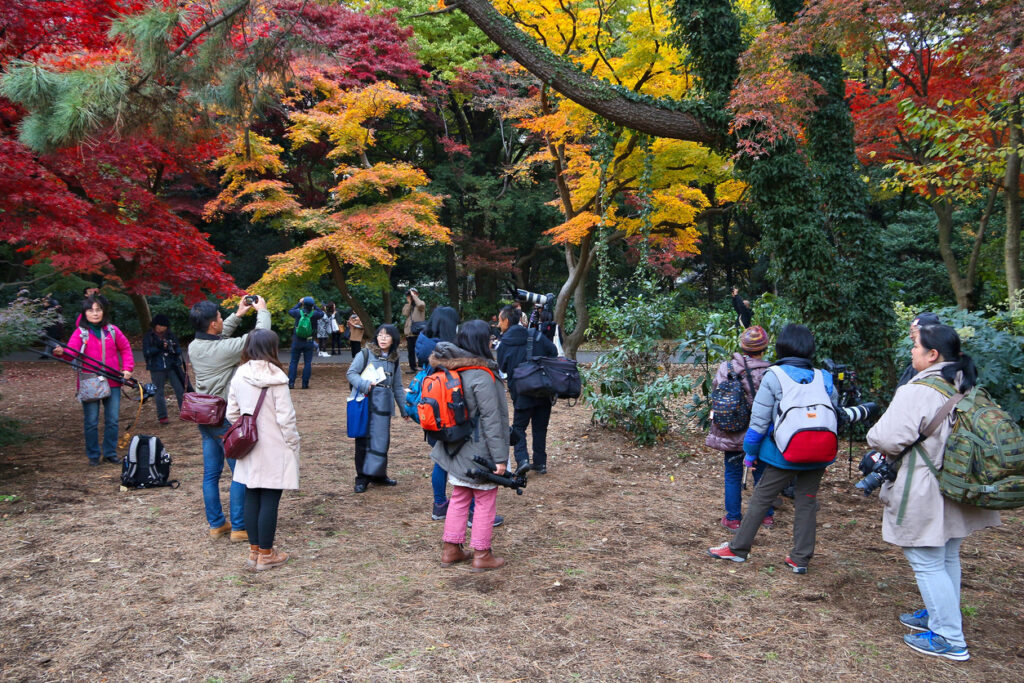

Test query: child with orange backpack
[427,320,510,572]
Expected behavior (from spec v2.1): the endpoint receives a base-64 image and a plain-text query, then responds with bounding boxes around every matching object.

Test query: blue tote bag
[346,394,369,438]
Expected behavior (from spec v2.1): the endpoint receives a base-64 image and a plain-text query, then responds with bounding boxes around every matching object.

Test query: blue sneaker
[899,609,930,632]
[903,631,969,661]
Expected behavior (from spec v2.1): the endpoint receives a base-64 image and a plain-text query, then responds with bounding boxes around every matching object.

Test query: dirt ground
[1,361,1023,682]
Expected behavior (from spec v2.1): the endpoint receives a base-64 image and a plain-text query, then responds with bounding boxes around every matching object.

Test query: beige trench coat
[866,362,999,547]
[227,360,300,490]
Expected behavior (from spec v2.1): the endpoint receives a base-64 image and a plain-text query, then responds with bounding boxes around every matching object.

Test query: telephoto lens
[840,401,878,427]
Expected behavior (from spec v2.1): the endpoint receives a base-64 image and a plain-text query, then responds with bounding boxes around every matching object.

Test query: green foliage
[893,303,1024,424]
[388,0,494,81]
[0,295,62,443]
[583,287,692,445]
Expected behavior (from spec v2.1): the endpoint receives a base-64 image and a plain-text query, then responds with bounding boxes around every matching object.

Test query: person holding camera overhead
[287,296,324,389]
[707,324,840,573]
[142,313,185,425]
[188,295,271,541]
[402,287,426,372]
[866,324,999,661]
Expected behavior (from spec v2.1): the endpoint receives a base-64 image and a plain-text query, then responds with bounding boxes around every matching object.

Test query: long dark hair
[425,306,459,342]
[918,324,977,391]
[241,329,283,371]
[456,320,493,360]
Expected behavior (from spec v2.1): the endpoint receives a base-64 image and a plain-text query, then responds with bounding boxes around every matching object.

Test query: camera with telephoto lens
[243,294,259,306]
[855,450,898,496]
[513,288,555,312]
[839,402,878,427]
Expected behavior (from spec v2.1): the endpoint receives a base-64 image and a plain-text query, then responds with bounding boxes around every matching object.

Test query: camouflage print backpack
[914,376,1024,509]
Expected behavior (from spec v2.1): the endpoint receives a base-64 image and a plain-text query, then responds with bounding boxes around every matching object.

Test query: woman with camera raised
[865,324,999,661]
[142,313,185,424]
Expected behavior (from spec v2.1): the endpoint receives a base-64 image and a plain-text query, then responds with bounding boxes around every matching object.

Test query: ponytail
[917,324,977,392]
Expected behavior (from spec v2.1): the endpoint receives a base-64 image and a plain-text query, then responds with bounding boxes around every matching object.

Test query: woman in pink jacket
[227,329,300,572]
[54,295,134,466]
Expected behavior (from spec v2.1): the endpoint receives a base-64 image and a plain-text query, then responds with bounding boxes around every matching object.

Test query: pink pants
[443,485,497,550]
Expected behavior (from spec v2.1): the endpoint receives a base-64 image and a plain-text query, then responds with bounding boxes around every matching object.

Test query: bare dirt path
[1,362,1022,681]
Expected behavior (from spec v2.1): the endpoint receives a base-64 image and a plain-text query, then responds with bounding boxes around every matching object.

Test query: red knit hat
[740,326,769,353]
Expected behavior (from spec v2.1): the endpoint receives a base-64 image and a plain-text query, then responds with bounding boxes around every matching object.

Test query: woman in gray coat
[867,324,999,662]
[430,321,510,572]
[347,324,407,493]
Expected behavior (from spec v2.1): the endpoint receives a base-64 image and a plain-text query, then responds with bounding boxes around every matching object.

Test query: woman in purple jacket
[54,295,134,465]
[705,326,773,530]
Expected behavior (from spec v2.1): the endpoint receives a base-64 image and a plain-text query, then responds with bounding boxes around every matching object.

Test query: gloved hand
[743,455,757,468]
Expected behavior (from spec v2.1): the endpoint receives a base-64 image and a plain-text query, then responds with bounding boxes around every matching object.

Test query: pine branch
[128,0,252,94]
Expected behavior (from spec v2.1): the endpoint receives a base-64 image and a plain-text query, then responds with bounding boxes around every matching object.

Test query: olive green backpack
[914,377,1024,509]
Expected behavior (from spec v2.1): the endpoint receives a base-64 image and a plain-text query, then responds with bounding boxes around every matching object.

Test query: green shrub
[584,287,692,445]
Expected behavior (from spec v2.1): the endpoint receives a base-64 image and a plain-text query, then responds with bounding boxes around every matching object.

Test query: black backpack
[121,435,179,489]
[710,359,757,432]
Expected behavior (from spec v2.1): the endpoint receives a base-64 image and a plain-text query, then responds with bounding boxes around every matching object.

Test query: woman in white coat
[227,329,300,571]
[866,324,999,661]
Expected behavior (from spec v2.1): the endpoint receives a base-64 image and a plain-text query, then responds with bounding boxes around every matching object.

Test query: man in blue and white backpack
[708,324,841,574]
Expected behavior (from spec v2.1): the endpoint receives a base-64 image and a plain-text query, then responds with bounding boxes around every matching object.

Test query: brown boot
[256,547,289,571]
[229,530,248,543]
[440,541,472,567]
[209,522,231,539]
[247,545,259,570]
[470,549,505,572]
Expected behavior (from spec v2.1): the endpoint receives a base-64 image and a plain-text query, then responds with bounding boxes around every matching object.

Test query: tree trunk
[127,292,152,332]
[1005,101,1022,308]
[444,243,460,311]
[931,191,994,310]
[383,266,393,324]
[444,0,720,146]
[326,253,373,333]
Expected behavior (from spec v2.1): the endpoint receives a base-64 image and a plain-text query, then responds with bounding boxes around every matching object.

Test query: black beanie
[151,314,171,327]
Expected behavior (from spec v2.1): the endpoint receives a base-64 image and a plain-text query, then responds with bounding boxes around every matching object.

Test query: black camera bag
[513,333,581,400]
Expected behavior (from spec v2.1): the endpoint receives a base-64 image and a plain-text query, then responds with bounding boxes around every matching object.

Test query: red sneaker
[158,417,169,425]
[762,515,774,528]
[720,517,740,531]
[707,542,745,562]
[785,556,807,574]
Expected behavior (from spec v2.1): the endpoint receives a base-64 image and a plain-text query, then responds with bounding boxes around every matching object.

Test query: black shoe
[103,455,120,464]
[533,465,547,475]
[288,384,294,389]
[373,477,397,487]
[354,481,368,493]
[88,460,101,467]
[301,385,309,389]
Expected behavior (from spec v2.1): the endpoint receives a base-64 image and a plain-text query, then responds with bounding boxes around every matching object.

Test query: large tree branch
[444,0,721,145]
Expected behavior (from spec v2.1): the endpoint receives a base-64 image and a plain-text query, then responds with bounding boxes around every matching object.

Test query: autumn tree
[0,0,239,327]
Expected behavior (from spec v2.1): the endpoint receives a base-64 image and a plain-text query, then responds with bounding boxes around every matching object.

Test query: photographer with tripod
[53,295,134,466]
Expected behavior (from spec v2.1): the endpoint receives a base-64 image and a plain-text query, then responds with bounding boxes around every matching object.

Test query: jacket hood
[498,325,531,347]
[237,360,290,388]
[367,342,399,362]
[731,351,770,369]
[429,341,499,372]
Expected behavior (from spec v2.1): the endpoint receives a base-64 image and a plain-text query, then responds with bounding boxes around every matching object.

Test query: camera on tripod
[513,289,555,312]
[822,358,877,428]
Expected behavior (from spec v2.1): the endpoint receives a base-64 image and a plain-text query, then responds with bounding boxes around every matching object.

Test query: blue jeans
[903,538,966,648]
[723,451,772,521]
[82,387,121,461]
[288,337,316,387]
[199,421,245,530]
[432,463,448,506]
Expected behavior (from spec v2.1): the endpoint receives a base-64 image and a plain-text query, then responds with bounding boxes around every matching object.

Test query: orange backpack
[417,365,495,452]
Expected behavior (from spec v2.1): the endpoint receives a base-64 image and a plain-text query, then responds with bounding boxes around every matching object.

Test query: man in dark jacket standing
[496,304,559,474]
[287,296,324,389]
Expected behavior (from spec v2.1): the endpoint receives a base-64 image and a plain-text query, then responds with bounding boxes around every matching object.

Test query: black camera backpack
[121,435,179,489]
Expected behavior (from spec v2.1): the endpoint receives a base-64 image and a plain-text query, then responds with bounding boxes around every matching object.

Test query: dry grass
[1,361,1023,682]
